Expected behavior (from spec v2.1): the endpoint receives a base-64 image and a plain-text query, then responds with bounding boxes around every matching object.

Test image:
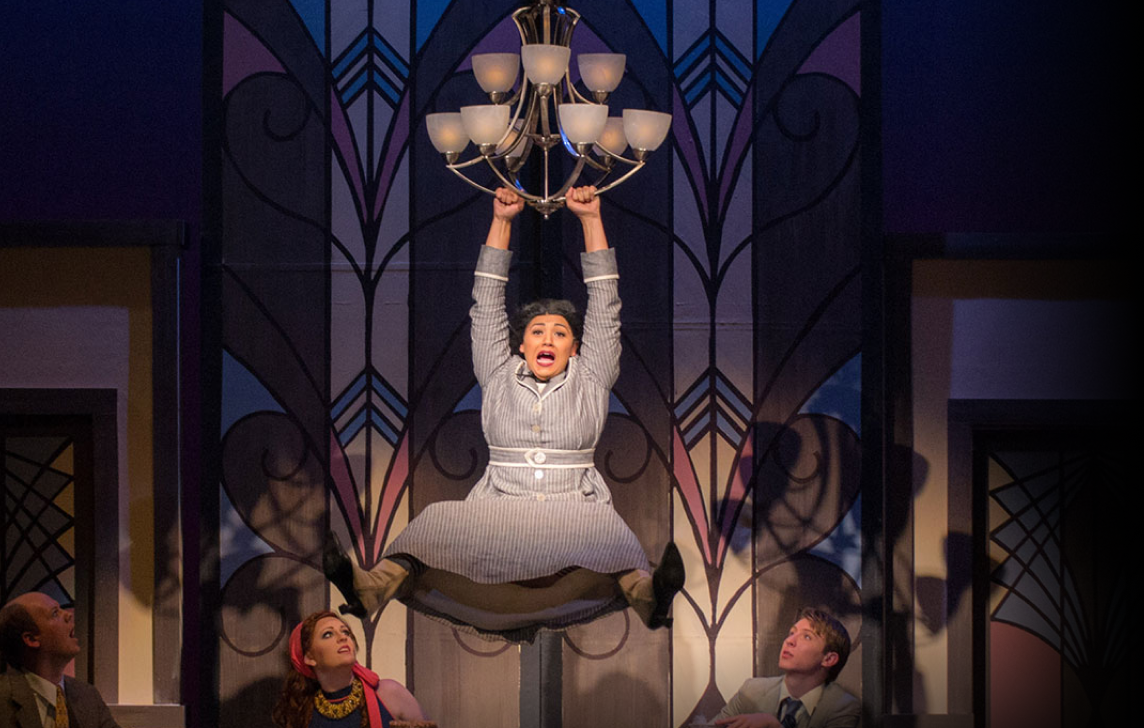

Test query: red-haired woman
[272,611,427,728]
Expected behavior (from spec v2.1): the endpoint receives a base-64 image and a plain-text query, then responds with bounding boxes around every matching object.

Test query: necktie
[779,698,802,728]
[54,686,69,728]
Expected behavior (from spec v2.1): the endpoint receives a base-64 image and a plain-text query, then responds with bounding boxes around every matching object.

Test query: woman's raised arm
[485,186,524,250]
[566,186,620,389]
[565,185,608,252]
[471,188,522,385]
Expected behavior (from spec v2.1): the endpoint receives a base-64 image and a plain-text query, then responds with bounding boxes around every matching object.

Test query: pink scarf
[289,621,385,727]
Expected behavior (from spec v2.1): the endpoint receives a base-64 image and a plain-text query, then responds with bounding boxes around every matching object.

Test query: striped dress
[384,245,650,641]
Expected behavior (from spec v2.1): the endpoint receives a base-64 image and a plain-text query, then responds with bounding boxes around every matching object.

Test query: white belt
[487,446,595,469]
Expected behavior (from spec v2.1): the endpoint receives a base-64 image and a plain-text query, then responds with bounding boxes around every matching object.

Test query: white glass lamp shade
[594,117,628,156]
[559,104,608,145]
[425,112,469,154]
[577,53,625,93]
[472,53,519,94]
[521,44,571,86]
[623,109,672,151]
[461,104,511,145]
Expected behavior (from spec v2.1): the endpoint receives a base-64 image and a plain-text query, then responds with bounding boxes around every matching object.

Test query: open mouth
[536,351,556,366]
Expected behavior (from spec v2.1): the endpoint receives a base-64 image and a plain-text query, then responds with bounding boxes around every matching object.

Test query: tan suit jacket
[0,671,120,728]
[716,675,860,727]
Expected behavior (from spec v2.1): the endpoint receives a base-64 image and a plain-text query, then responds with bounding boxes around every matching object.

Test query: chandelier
[424,0,673,217]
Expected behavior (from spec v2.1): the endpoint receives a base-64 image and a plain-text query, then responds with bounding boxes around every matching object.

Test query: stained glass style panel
[988,443,1128,728]
[1,435,76,606]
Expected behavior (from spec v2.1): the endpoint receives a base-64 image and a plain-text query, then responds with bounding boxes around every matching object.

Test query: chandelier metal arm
[512,2,580,46]
[538,91,554,141]
[446,156,559,206]
[496,84,526,117]
[499,77,532,148]
[565,73,594,105]
[589,161,647,197]
[548,152,587,202]
[483,157,541,201]
[515,85,541,141]
[542,145,552,201]
[579,148,643,174]
[588,167,615,188]
[445,154,496,170]
[447,166,503,196]
[596,149,645,169]
[580,154,612,173]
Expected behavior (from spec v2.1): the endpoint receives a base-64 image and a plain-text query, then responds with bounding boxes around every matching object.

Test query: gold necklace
[313,677,364,720]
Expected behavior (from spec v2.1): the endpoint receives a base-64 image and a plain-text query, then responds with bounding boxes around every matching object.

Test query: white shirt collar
[19,668,63,728]
[779,678,826,719]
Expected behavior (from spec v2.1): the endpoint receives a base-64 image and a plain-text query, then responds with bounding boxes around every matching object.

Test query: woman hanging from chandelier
[272,611,430,728]
[324,186,683,642]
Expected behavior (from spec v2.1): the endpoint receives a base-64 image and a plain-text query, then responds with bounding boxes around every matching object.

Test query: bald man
[0,592,119,728]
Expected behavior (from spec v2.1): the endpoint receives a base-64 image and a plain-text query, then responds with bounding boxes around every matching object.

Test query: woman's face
[519,314,578,380]
[304,616,357,672]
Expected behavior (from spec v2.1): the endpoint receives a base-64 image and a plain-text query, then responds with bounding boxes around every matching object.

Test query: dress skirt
[383,498,649,642]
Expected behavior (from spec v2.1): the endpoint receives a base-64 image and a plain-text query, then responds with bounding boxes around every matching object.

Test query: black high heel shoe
[322,532,367,618]
[648,541,685,629]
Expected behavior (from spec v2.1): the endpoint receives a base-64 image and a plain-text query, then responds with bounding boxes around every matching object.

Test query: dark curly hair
[271,611,366,728]
[509,299,583,352]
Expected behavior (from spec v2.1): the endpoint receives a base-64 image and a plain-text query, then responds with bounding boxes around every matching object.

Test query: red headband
[289,620,381,690]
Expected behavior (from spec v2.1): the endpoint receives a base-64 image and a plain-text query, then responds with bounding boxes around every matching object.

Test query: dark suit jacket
[716,675,860,728]
[0,670,120,728]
